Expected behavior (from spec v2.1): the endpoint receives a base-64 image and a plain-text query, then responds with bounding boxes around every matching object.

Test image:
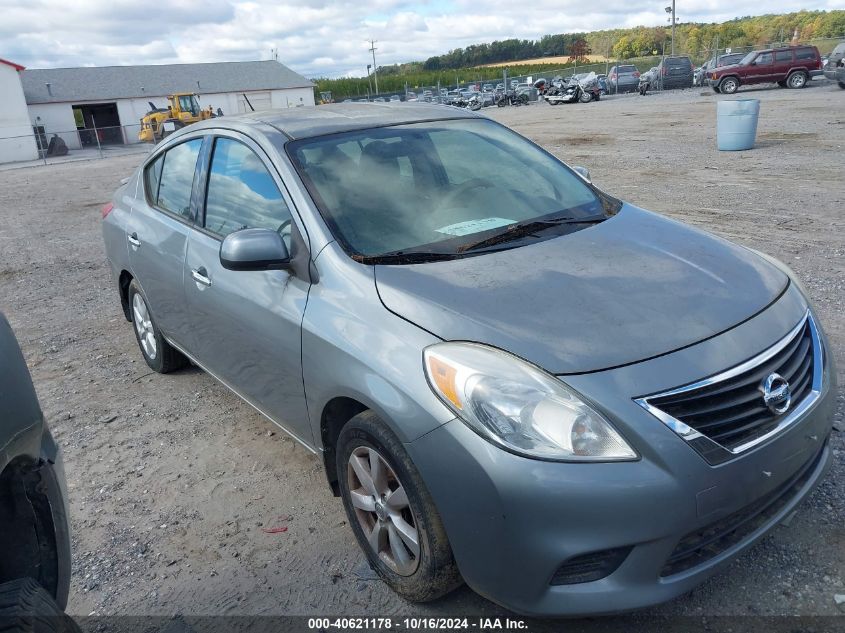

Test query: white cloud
[0,0,836,77]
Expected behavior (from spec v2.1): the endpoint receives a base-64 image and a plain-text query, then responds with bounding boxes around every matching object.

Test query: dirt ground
[0,82,843,624]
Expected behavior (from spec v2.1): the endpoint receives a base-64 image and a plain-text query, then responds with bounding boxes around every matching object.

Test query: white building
[20,60,315,150]
[0,58,40,164]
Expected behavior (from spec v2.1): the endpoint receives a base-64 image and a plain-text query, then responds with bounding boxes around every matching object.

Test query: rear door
[125,137,204,347]
[773,50,794,80]
[183,131,313,445]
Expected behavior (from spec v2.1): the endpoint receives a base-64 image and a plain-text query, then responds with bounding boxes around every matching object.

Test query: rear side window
[203,138,293,241]
[795,48,816,60]
[775,51,793,62]
[144,154,164,202]
[155,139,203,219]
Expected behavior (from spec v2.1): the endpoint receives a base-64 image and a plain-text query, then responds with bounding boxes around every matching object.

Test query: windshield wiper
[357,251,461,265]
[457,215,606,253]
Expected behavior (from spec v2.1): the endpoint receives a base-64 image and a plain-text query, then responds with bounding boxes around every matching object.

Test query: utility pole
[367,64,373,99]
[672,0,675,57]
[665,3,677,56]
[368,40,379,95]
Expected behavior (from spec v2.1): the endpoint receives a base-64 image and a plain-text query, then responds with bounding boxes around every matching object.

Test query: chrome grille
[637,311,823,464]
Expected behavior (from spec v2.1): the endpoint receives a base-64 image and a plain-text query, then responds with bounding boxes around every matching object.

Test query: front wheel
[786,71,807,89]
[719,77,739,94]
[337,411,462,602]
[579,91,592,103]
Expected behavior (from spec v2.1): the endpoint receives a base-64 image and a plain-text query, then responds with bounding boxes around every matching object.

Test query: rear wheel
[786,71,807,89]
[839,81,845,89]
[128,280,187,373]
[719,77,739,94]
[337,410,462,602]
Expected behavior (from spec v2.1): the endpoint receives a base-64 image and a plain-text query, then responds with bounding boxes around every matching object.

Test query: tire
[786,71,807,89]
[0,578,81,633]
[839,81,845,90]
[712,85,721,93]
[719,77,739,94]
[127,280,187,373]
[337,410,462,602]
[579,91,592,103]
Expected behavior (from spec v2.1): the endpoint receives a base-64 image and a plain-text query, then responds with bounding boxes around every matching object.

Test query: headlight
[423,343,636,461]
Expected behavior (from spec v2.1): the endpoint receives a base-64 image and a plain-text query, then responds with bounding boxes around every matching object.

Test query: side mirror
[572,165,592,183]
[220,228,290,271]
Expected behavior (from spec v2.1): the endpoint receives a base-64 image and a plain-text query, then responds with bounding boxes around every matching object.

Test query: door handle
[191,267,212,287]
[127,232,141,248]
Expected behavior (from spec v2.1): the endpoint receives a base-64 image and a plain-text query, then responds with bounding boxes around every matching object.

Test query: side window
[144,154,164,203]
[775,51,792,62]
[756,53,773,65]
[156,139,203,220]
[203,138,292,242]
[795,48,816,60]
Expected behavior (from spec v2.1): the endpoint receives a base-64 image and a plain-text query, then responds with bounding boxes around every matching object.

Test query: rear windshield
[665,57,691,67]
[618,65,637,73]
[288,119,611,261]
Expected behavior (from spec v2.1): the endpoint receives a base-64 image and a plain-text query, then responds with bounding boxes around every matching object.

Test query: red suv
[710,45,822,94]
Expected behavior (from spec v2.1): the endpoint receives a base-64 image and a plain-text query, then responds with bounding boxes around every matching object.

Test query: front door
[746,52,774,84]
[183,133,313,445]
[126,137,204,347]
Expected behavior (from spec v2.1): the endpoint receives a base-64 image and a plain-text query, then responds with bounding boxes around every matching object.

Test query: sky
[2,1,842,78]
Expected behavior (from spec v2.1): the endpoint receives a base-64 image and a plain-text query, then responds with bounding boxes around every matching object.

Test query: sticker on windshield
[435,217,515,236]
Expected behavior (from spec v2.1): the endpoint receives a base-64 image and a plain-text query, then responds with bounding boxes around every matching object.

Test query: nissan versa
[101,104,835,616]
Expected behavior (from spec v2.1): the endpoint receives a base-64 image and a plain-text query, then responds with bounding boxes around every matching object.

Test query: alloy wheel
[132,293,157,360]
[347,446,420,576]
[788,73,806,88]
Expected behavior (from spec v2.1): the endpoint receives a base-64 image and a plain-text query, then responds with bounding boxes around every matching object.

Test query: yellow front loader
[138,93,214,143]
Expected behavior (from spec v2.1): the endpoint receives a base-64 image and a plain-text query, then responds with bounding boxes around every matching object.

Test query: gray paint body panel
[376,205,788,374]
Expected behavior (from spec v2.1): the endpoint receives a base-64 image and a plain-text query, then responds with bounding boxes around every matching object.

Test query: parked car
[0,313,73,620]
[695,53,745,86]
[495,83,505,92]
[607,64,641,93]
[389,95,401,102]
[510,79,519,89]
[638,67,659,95]
[823,41,845,88]
[103,104,835,616]
[654,56,694,90]
[710,45,823,94]
[482,83,494,92]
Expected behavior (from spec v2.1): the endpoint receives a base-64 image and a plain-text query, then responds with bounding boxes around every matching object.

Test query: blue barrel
[717,99,760,151]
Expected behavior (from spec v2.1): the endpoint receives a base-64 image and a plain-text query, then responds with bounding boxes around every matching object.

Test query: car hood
[374,206,788,374]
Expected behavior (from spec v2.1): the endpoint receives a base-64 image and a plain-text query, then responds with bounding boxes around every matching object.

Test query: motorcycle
[467,94,483,111]
[544,72,601,105]
[495,91,530,107]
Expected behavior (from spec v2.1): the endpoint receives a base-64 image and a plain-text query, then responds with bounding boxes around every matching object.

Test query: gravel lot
[0,83,843,624]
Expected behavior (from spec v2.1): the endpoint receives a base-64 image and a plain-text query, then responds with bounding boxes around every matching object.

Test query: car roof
[208,103,481,140]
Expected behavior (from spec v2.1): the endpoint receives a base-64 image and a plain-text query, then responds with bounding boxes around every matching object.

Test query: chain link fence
[0,123,152,170]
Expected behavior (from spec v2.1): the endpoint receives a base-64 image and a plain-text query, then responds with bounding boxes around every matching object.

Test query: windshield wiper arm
[458,215,606,253]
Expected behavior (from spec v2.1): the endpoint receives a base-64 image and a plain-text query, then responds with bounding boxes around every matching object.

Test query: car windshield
[288,119,613,262]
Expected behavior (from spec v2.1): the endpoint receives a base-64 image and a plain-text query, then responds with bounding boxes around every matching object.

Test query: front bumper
[406,292,836,616]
